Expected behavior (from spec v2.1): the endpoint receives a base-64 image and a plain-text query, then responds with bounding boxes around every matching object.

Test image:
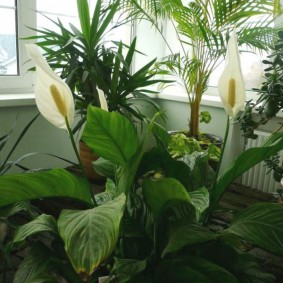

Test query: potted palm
[28,0,167,132]
[124,0,281,138]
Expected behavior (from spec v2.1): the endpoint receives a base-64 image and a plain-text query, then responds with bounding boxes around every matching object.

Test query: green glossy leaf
[151,122,171,147]
[211,132,283,208]
[200,111,212,124]
[89,0,101,41]
[58,194,126,276]
[112,258,147,283]
[82,106,139,165]
[93,157,116,180]
[14,245,57,283]
[116,142,144,195]
[162,222,217,257]
[137,146,192,190]
[13,214,57,243]
[190,187,210,222]
[0,201,31,217]
[95,179,117,206]
[142,178,191,219]
[77,0,90,44]
[224,202,283,255]
[0,169,93,208]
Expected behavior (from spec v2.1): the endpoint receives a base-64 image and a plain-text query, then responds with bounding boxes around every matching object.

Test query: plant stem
[204,115,230,225]
[65,117,97,207]
[214,115,230,182]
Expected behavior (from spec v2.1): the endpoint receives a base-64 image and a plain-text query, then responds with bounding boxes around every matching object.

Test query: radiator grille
[241,131,281,194]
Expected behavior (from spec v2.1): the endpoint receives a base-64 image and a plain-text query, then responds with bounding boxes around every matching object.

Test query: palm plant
[27,0,166,132]
[122,0,281,137]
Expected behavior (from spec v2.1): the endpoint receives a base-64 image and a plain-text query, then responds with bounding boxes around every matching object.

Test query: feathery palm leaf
[124,0,281,136]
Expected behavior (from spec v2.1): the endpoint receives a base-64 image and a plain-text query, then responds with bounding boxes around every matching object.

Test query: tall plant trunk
[189,100,200,137]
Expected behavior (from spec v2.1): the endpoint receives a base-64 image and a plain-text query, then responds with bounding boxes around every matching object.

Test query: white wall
[0,104,77,174]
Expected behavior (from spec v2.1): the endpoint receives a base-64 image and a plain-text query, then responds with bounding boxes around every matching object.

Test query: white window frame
[0,0,36,95]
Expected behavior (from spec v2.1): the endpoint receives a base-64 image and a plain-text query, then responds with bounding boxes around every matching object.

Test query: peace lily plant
[1,24,283,283]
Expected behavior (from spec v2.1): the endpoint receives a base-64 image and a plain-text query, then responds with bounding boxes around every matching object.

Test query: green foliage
[0,168,93,208]
[142,178,192,219]
[0,114,39,175]
[2,90,283,282]
[82,106,139,166]
[13,246,58,283]
[168,132,201,158]
[124,0,280,136]
[238,31,283,139]
[210,132,283,209]
[237,30,283,185]
[224,202,283,256]
[200,111,212,124]
[155,256,239,283]
[58,194,126,276]
[26,0,167,131]
[13,214,57,243]
[162,222,217,257]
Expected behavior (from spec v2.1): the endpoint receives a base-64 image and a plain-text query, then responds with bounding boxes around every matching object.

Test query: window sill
[0,93,35,107]
[157,92,223,108]
[157,86,259,109]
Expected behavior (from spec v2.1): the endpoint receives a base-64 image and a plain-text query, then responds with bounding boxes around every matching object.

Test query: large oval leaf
[223,202,283,255]
[112,258,147,283]
[13,214,57,243]
[0,168,93,208]
[142,178,191,219]
[82,106,139,165]
[162,222,217,257]
[57,193,126,276]
[14,247,57,283]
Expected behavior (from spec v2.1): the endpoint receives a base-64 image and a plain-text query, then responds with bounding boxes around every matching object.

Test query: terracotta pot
[79,141,105,181]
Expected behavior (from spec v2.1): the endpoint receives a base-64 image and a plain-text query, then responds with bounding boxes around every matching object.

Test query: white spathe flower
[97,87,108,111]
[26,44,75,129]
[218,30,246,117]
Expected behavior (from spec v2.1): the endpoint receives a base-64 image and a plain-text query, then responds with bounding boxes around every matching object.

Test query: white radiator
[241,131,281,194]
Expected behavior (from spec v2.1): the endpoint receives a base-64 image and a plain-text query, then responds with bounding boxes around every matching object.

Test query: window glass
[164,13,273,94]
[0,1,18,76]
[0,0,131,94]
[0,0,15,6]
[37,0,79,31]
[37,0,131,45]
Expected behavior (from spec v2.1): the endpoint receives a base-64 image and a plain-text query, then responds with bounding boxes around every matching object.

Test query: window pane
[0,0,14,7]
[0,6,17,75]
[37,0,131,45]
[37,0,78,17]
[37,0,79,31]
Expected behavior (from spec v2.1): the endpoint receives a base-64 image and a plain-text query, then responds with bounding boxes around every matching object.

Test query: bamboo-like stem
[189,100,200,137]
[214,115,230,182]
[65,117,97,207]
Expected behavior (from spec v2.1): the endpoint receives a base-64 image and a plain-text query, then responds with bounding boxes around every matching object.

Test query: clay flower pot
[79,141,105,181]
